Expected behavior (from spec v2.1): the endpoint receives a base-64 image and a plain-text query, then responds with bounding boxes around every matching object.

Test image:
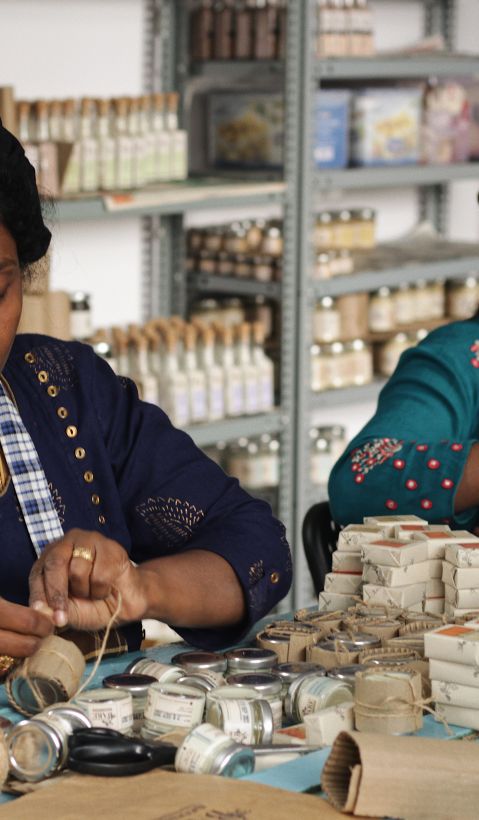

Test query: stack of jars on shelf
[312,275,479,390]
[313,207,376,279]
[89,316,275,428]
[16,92,187,197]
[316,0,375,58]
[187,219,283,283]
[310,425,347,488]
[190,0,287,62]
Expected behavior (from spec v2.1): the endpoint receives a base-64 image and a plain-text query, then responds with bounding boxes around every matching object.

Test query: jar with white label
[343,339,373,386]
[320,424,347,464]
[334,249,354,276]
[429,279,445,319]
[257,434,280,489]
[226,647,278,674]
[224,223,249,255]
[333,210,354,249]
[413,279,431,322]
[206,688,274,745]
[310,436,333,486]
[175,723,255,777]
[143,682,205,735]
[311,344,331,392]
[7,706,91,782]
[176,673,223,693]
[171,651,227,687]
[124,657,185,683]
[313,297,341,343]
[261,221,283,257]
[394,283,415,326]
[328,341,347,389]
[217,251,235,277]
[447,277,478,319]
[70,291,93,341]
[368,287,395,332]
[276,663,325,701]
[315,211,334,249]
[284,674,353,723]
[225,673,283,731]
[327,664,367,692]
[377,332,411,377]
[74,688,133,735]
[103,673,156,733]
[254,255,275,283]
[314,252,331,280]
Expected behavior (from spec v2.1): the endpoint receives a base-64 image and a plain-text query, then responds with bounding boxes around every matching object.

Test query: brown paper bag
[0,768,355,820]
[322,729,479,819]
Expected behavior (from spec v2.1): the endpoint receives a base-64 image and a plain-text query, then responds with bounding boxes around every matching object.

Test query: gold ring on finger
[71,546,95,563]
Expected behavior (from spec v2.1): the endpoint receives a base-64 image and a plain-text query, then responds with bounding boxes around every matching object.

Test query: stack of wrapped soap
[319,523,381,612]
[425,622,479,730]
[361,536,429,611]
[442,536,479,619]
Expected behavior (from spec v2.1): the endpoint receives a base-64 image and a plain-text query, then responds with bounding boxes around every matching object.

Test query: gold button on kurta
[269,571,280,584]
[38,370,49,383]
[98,515,106,525]
[47,385,59,397]
[91,494,100,505]
[57,407,68,419]
[24,352,35,364]
[74,447,86,459]
[66,425,78,438]
[83,471,94,483]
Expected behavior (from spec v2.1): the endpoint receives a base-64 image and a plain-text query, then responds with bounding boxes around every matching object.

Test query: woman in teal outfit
[328,317,479,530]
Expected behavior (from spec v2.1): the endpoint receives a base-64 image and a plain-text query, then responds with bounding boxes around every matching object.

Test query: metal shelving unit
[185,411,286,449]
[311,379,387,410]
[187,273,281,299]
[316,54,479,80]
[315,163,479,191]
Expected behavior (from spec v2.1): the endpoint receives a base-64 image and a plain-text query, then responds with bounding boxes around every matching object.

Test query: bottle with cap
[285,673,352,723]
[60,99,82,195]
[113,97,134,190]
[215,324,244,417]
[195,324,225,421]
[70,291,93,341]
[158,328,190,427]
[368,287,395,333]
[78,97,99,192]
[166,92,188,181]
[96,98,116,191]
[226,647,278,674]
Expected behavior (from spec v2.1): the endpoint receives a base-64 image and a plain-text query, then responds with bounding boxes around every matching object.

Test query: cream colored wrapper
[426,579,444,597]
[319,591,358,612]
[359,646,420,665]
[393,523,450,542]
[445,603,479,620]
[363,582,425,608]
[431,678,479,709]
[424,624,479,665]
[332,551,363,573]
[304,703,354,747]
[344,618,400,643]
[361,539,428,567]
[435,701,479,730]
[256,626,319,663]
[445,542,479,568]
[429,658,479,688]
[428,559,444,579]
[321,729,479,819]
[324,572,363,594]
[445,584,479,609]
[443,562,479,588]
[362,560,432,587]
[411,530,463,559]
[354,667,423,735]
[336,524,384,552]
[424,598,445,615]
[363,514,428,534]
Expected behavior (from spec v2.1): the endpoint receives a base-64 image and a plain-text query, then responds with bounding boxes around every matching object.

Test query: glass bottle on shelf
[139,95,156,185]
[446,277,478,320]
[166,93,188,181]
[96,99,116,191]
[152,93,171,182]
[226,437,250,483]
[251,322,275,412]
[127,96,142,189]
[233,0,254,60]
[413,279,431,323]
[377,332,411,377]
[213,0,234,59]
[190,0,214,61]
[113,97,134,190]
[48,100,63,142]
[235,323,260,415]
[111,327,130,376]
[429,279,446,320]
[215,324,244,417]
[195,324,225,421]
[368,287,395,333]
[159,329,190,427]
[60,99,81,195]
[393,283,415,326]
[313,297,341,343]
[310,435,333,487]
[254,0,278,60]
[183,325,208,423]
[344,338,373,385]
[34,100,60,196]
[128,327,159,405]
[258,434,280,489]
[70,291,93,341]
[78,97,99,193]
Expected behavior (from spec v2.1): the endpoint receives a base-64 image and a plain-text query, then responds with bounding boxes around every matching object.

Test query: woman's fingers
[0,598,54,657]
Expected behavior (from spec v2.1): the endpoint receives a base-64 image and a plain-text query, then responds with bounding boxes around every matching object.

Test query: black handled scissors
[68,727,177,777]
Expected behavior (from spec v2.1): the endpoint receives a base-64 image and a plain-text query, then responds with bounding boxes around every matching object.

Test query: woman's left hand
[28,529,150,631]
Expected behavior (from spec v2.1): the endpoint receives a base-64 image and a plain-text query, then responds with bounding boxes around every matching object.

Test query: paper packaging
[444,602,479,619]
[393,523,450,541]
[443,562,479,588]
[435,701,479,731]
[445,541,479,568]
[412,530,464,559]
[431,678,479,709]
[424,624,479,665]
[324,572,363,595]
[445,584,479,609]
[321,730,479,819]
[336,524,383,552]
[319,591,358,612]
[17,294,47,335]
[46,291,72,341]
[363,514,428,535]
[362,559,431,587]
[332,551,363,573]
[429,658,479,688]
[363,582,425,608]
[304,703,354,747]
[426,579,445,597]
[354,668,423,735]
[425,598,445,615]
[361,539,428,567]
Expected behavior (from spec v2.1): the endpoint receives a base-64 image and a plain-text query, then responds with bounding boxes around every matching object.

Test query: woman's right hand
[0,597,54,658]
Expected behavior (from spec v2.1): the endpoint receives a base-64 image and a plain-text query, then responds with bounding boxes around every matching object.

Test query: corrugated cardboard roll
[45,291,72,340]
[0,732,8,789]
[17,294,47,335]
[322,729,479,819]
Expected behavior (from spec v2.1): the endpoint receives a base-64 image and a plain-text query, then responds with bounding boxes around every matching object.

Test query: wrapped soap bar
[332,551,363,573]
[424,624,479,665]
[443,563,479,588]
[445,542,479,569]
[324,572,363,595]
[424,598,445,615]
[444,602,479,619]
[412,530,463,559]
[393,523,451,541]
[432,678,479,709]
[429,658,479,688]
[363,582,426,608]
[318,591,358,612]
[435,701,479,730]
[426,579,445,598]
[336,525,383,552]
[428,559,443,579]
[445,585,479,609]
[304,702,354,747]
[363,514,428,536]
[361,539,428,567]
[362,560,432,587]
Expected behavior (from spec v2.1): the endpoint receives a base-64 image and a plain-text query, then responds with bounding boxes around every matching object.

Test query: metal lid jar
[226,647,278,674]
[171,651,227,675]
[225,673,283,730]
[124,657,185,684]
[368,286,395,333]
[143,682,206,735]
[276,663,325,699]
[103,673,157,732]
[175,723,255,777]
[176,673,224,692]
[327,664,367,691]
[74,688,134,735]
[285,673,353,723]
[206,688,274,745]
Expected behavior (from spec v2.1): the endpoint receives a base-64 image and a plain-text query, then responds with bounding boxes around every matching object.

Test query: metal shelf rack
[185,410,286,449]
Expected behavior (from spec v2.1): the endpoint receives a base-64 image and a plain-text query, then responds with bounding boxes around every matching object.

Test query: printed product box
[312,90,351,169]
[351,87,423,166]
[208,93,284,169]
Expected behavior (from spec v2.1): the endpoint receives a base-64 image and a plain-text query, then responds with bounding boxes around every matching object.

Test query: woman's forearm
[136,549,246,628]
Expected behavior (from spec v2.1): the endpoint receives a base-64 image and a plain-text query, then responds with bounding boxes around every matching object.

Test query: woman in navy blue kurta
[329,318,479,531]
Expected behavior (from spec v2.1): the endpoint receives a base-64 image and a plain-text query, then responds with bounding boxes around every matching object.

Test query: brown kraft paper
[307,644,359,670]
[354,667,423,734]
[322,729,479,819]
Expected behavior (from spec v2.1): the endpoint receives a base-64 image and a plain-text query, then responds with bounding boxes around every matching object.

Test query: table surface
[0,623,474,806]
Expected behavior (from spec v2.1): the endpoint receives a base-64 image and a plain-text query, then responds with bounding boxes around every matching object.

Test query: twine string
[72,589,123,701]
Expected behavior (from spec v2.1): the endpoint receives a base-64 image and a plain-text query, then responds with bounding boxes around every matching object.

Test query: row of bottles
[190,1,287,62]
[91,318,275,428]
[187,219,283,283]
[17,93,187,196]
[316,0,375,58]
[190,296,278,341]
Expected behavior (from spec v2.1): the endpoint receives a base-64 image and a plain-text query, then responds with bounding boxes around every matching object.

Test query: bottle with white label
[251,321,274,412]
[215,324,244,417]
[139,95,157,185]
[196,324,225,421]
[60,99,81,195]
[48,100,63,142]
[34,100,60,196]
[159,329,190,427]
[126,96,144,189]
[78,98,99,192]
[144,325,163,383]
[166,92,188,180]
[183,325,208,423]
[70,291,93,341]
[17,101,40,180]
[153,93,172,182]
[235,323,259,415]
[111,326,130,376]
[129,329,159,405]
[113,97,134,190]
[96,98,116,191]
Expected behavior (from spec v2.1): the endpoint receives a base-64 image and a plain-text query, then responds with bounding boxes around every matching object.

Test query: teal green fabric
[329,318,479,528]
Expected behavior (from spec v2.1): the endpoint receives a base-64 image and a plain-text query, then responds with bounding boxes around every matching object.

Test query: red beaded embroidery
[441,478,454,489]
[350,438,403,482]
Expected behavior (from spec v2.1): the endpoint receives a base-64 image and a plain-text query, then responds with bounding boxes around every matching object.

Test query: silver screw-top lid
[226,648,278,672]
[171,651,227,674]
[226,673,282,696]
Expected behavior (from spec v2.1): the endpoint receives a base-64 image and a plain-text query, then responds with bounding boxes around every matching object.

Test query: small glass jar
[254,255,275,282]
[70,291,92,341]
[368,287,395,333]
[7,706,91,782]
[377,333,411,377]
[327,665,367,692]
[429,279,446,319]
[216,251,235,277]
[74,688,133,735]
[206,689,274,745]
[187,228,204,253]
[335,249,354,276]
[276,663,325,700]
[343,339,373,386]
[285,674,353,723]
[103,673,157,732]
[327,341,347,389]
[220,297,246,328]
[394,283,415,326]
[447,277,478,319]
[198,250,218,275]
[224,223,249,255]
[333,209,354,249]
[356,207,376,249]
[261,221,283,257]
[143,682,205,735]
[314,252,331,280]
[175,723,255,777]
[125,658,185,684]
[245,219,266,252]
[310,436,333,486]
[176,673,222,693]
[314,211,334,249]
[225,673,282,730]
[313,297,341,343]
[226,647,278,674]
[204,227,225,253]
[311,343,331,392]
[325,631,382,652]
[234,254,254,279]
[190,298,221,326]
[171,651,227,687]
[413,279,431,322]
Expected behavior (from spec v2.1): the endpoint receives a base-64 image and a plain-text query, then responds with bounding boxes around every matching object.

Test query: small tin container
[143,682,205,734]
[103,673,156,732]
[171,651,227,678]
[175,723,255,777]
[327,665,367,691]
[176,673,223,693]
[124,657,185,683]
[226,673,282,730]
[330,632,382,651]
[276,663,325,700]
[74,688,133,735]
[206,690,274,745]
[285,674,353,723]
[226,647,278,674]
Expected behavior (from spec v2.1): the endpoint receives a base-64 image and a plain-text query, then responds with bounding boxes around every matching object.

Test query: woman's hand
[28,529,150,631]
[0,597,54,658]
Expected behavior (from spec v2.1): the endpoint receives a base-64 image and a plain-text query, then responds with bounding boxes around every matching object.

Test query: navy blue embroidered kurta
[0,334,292,650]
[328,319,479,530]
